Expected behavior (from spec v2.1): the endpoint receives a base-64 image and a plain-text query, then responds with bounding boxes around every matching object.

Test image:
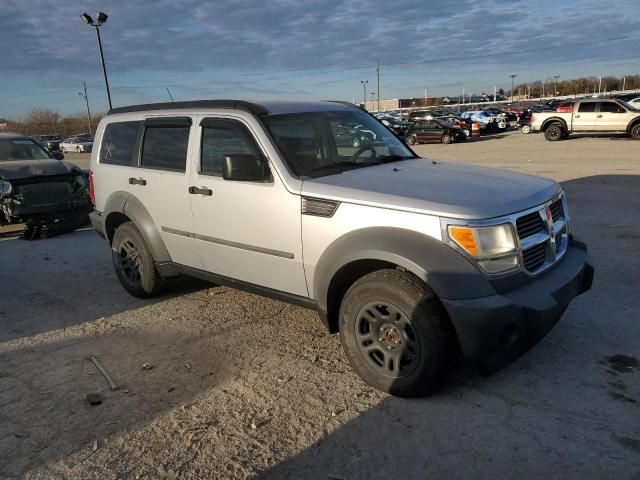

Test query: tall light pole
[370,92,376,111]
[360,80,368,109]
[510,74,517,102]
[81,12,112,110]
[554,75,560,96]
[78,81,93,135]
[376,59,380,113]
[622,76,626,92]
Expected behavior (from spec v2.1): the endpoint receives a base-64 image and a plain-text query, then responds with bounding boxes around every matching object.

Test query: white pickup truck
[530,98,640,141]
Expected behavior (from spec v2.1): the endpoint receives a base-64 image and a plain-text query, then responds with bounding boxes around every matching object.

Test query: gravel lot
[1,132,639,479]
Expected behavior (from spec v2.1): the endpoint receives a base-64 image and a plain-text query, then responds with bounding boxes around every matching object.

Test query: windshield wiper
[304,160,383,177]
[375,155,414,163]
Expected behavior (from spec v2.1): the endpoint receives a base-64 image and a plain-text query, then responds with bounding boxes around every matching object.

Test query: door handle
[574,115,580,118]
[128,177,147,186]
[596,114,603,118]
[188,186,213,196]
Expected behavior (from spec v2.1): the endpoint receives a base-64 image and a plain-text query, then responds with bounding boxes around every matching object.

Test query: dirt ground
[1,131,639,479]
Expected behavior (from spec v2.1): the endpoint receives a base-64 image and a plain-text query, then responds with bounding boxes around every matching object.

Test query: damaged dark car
[0,132,92,239]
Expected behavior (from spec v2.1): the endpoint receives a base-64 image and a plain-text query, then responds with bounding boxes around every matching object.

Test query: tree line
[1,108,104,137]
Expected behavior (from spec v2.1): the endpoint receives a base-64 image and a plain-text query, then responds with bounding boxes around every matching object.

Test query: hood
[0,159,79,181]
[302,158,560,220]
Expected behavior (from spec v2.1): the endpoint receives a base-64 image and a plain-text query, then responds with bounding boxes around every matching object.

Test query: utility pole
[598,76,602,95]
[554,75,560,96]
[462,88,465,104]
[376,59,380,113]
[622,76,626,92]
[542,80,545,98]
[166,88,175,102]
[78,81,93,135]
[494,85,497,102]
[510,74,517,102]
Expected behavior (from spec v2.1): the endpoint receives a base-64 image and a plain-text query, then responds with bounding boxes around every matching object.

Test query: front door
[596,101,629,131]
[188,116,308,296]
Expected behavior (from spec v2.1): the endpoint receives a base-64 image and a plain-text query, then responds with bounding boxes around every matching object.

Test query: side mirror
[52,150,64,160]
[223,154,270,182]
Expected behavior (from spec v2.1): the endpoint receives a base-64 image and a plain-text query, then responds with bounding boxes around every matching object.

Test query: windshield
[0,138,51,161]
[263,110,415,178]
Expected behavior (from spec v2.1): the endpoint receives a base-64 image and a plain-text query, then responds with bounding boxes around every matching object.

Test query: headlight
[445,223,519,274]
[0,180,12,196]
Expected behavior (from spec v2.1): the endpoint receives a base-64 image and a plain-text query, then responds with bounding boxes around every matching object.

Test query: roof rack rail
[107,100,268,116]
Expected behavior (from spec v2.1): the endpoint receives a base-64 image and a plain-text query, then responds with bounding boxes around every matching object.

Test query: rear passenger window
[141,125,190,172]
[200,120,259,176]
[100,121,140,166]
[578,103,596,113]
[599,102,626,113]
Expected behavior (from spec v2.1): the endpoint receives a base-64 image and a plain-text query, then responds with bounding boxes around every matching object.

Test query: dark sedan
[0,132,92,239]
[404,119,467,145]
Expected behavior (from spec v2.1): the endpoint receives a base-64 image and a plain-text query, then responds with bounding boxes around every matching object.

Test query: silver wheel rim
[116,239,142,287]
[354,301,422,379]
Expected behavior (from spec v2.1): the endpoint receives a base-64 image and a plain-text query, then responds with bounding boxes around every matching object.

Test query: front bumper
[441,240,594,372]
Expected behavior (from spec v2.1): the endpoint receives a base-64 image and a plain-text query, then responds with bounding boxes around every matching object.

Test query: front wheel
[441,134,452,144]
[405,135,416,146]
[630,123,640,140]
[338,269,452,397]
[112,222,164,298]
[521,124,531,134]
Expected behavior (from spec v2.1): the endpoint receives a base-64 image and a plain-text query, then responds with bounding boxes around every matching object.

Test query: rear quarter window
[99,121,141,166]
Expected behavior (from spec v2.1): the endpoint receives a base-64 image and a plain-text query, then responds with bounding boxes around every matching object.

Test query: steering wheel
[350,146,377,163]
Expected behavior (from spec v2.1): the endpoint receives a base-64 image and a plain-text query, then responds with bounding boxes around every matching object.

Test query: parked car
[333,122,375,148]
[90,100,593,397]
[60,137,93,153]
[379,116,412,137]
[35,135,63,151]
[0,132,92,238]
[404,119,467,145]
[530,99,640,140]
[628,97,640,107]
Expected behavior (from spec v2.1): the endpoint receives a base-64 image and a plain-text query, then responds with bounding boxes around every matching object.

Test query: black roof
[107,100,269,116]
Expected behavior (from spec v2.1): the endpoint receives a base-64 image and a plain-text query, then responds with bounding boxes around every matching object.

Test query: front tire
[112,222,164,298]
[544,122,564,141]
[521,124,531,134]
[441,134,452,144]
[338,269,451,397]
[630,123,640,140]
[405,135,417,146]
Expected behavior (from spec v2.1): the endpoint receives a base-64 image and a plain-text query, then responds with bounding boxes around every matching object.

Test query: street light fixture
[360,80,368,109]
[510,74,517,102]
[81,11,112,109]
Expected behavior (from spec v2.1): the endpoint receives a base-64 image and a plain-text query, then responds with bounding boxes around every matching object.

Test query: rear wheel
[544,122,564,141]
[521,124,531,134]
[630,123,640,140]
[112,222,164,298]
[441,134,452,144]
[338,269,452,397]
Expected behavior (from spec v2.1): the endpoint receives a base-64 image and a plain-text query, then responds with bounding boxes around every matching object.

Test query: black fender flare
[541,117,568,132]
[103,191,174,266]
[312,227,496,315]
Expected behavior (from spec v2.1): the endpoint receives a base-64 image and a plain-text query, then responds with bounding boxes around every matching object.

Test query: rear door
[132,116,201,268]
[597,101,629,131]
[572,102,598,131]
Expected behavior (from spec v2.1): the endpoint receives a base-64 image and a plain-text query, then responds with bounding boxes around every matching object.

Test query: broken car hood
[302,158,560,220]
[0,159,79,181]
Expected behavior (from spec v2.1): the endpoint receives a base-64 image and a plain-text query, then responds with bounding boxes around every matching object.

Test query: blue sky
[1,0,639,117]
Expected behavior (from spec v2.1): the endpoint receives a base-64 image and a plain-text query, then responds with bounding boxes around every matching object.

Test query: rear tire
[112,222,164,298]
[544,122,564,141]
[338,269,452,397]
[441,134,452,144]
[521,124,531,134]
[630,123,640,140]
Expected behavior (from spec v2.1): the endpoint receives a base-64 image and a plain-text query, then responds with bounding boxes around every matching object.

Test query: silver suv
[89,100,594,397]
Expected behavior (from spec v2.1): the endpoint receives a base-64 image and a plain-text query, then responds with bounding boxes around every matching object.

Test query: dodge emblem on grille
[545,205,557,257]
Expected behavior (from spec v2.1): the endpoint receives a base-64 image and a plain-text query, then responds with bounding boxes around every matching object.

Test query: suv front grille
[515,194,568,275]
[516,211,546,238]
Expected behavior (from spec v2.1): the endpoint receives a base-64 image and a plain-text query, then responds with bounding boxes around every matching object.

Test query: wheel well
[541,118,567,132]
[324,259,401,333]
[105,212,131,244]
[628,118,640,132]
